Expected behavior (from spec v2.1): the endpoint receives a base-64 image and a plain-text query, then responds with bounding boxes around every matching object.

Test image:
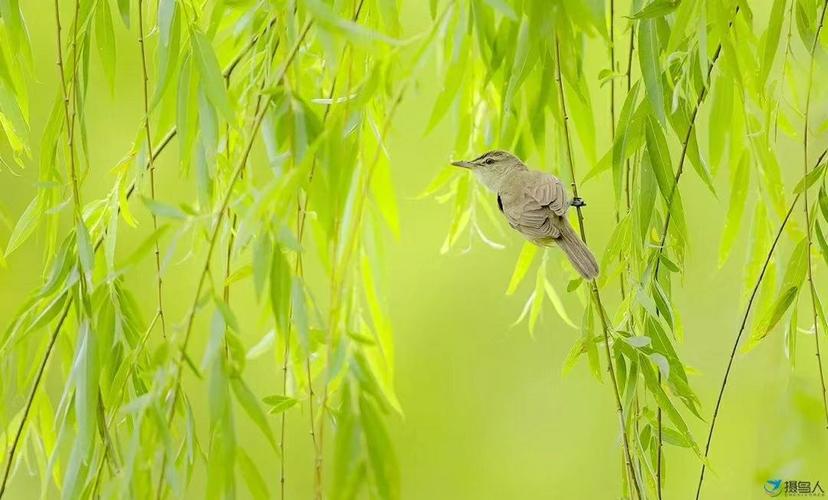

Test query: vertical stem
[154,22,312,499]
[555,36,642,500]
[649,12,738,496]
[802,0,828,428]
[775,0,796,142]
[653,8,739,279]
[1,15,273,500]
[56,0,81,219]
[138,0,168,340]
[0,303,71,499]
[608,0,628,304]
[693,185,815,499]
[307,4,364,497]
[624,24,635,213]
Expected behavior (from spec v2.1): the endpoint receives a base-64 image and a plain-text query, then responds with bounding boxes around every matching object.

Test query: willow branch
[0,18,273,498]
[154,21,312,499]
[138,0,168,342]
[555,36,642,500]
[653,9,739,278]
[802,0,828,428]
[647,12,737,496]
[695,149,828,500]
[0,303,70,498]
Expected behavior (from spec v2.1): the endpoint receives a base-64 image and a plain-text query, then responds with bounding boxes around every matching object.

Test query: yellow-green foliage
[0,0,827,499]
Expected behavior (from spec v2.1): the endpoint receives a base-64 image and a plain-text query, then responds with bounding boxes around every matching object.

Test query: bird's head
[451,150,526,192]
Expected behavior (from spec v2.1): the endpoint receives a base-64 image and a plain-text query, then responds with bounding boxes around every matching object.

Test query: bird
[451,150,599,280]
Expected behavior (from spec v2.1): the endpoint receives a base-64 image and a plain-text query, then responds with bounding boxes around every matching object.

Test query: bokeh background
[2,1,826,499]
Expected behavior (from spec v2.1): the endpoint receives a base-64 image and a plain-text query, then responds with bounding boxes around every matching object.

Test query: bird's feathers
[497,169,598,279]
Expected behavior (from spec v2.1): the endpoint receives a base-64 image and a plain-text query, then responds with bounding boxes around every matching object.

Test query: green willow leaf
[4,195,40,257]
[793,161,827,193]
[750,286,798,345]
[237,448,269,500]
[269,245,291,335]
[639,18,667,125]
[562,337,587,376]
[94,0,116,91]
[262,395,298,415]
[360,396,400,500]
[506,242,538,295]
[191,29,233,122]
[781,237,810,289]
[785,302,798,368]
[820,186,828,222]
[543,279,576,328]
[645,118,687,240]
[504,14,531,113]
[142,196,186,220]
[231,377,277,450]
[76,221,95,276]
[153,0,181,106]
[116,0,129,26]
[816,221,828,267]
[612,82,641,202]
[639,352,700,455]
[582,301,601,381]
[482,0,518,20]
[528,258,546,334]
[630,0,680,20]
[718,152,750,266]
[759,0,788,87]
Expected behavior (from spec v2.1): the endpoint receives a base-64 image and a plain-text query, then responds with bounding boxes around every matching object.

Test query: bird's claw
[570,197,586,208]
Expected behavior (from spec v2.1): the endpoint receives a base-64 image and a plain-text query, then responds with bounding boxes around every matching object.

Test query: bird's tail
[557,221,599,280]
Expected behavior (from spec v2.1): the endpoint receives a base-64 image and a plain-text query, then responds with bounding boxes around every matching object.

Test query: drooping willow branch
[283,7,365,499]
[694,148,828,500]
[653,8,739,279]
[0,302,70,499]
[801,0,828,428]
[648,11,738,493]
[154,21,313,498]
[555,35,642,500]
[316,82,408,500]
[0,18,274,497]
[138,0,168,340]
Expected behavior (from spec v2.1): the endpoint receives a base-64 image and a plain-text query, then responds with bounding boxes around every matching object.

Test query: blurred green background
[2,1,826,499]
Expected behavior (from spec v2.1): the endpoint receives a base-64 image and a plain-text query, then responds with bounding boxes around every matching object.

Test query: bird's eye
[484,158,495,165]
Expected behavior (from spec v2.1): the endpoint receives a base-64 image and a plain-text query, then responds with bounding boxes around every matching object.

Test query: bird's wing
[500,171,568,239]
[525,171,569,216]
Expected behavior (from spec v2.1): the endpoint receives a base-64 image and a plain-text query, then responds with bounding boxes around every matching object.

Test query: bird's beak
[451,160,475,169]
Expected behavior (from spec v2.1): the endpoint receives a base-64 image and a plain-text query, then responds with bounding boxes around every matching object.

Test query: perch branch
[555,36,642,500]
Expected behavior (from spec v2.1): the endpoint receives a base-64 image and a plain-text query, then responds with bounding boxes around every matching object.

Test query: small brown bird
[452,150,599,280]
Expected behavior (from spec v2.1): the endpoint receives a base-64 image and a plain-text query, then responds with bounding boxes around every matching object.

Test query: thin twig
[648,12,738,495]
[801,0,828,429]
[609,0,626,308]
[138,0,168,340]
[653,8,739,278]
[221,20,282,498]
[0,19,272,498]
[694,150,828,500]
[297,4,365,497]
[624,23,635,213]
[0,303,70,498]
[555,36,642,500]
[90,311,160,495]
[154,22,312,499]
[316,61,408,500]
[774,0,796,142]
